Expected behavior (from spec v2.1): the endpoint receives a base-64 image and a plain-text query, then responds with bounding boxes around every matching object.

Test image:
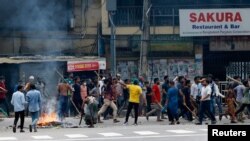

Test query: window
[117,0,143,6]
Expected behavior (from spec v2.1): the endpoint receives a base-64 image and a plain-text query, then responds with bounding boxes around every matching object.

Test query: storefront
[179,8,250,80]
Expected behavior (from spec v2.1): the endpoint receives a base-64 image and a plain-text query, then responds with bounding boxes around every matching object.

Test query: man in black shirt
[72,76,82,117]
[161,76,169,119]
[117,79,130,116]
[145,81,152,112]
[181,80,193,121]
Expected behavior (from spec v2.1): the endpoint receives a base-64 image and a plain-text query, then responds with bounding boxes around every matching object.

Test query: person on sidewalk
[11,85,26,133]
[196,78,217,125]
[0,76,10,117]
[26,84,42,132]
[146,78,163,122]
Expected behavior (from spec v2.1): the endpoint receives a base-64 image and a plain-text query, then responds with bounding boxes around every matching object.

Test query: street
[1,116,249,141]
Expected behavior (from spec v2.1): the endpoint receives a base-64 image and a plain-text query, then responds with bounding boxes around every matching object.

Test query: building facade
[1,0,250,82]
[101,0,250,81]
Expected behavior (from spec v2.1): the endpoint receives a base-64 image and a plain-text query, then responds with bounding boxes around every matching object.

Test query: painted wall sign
[179,9,250,36]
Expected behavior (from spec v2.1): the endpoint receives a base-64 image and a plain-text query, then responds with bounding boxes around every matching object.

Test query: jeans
[0,98,10,116]
[117,96,124,109]
[161,97,167,116]
[58,95,68,120]
[199,100,216,123]
[118,98,128,116]
[210,97,215,115]
[146,103,161,120]
[211,97,223,115]
[98,96,104,108]
[30,111,39,128]
[215,97,223,114]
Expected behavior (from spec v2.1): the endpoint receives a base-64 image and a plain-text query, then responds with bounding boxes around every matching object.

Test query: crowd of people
[1,73,250,132]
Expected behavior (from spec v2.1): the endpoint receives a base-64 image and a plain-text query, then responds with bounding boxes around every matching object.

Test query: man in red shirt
[0,76,9,117]
[146,78,163,121]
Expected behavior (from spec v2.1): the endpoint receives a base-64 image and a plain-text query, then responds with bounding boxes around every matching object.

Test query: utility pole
[139,0,151,80]
[109,12,116,76]
[106,0,117,76]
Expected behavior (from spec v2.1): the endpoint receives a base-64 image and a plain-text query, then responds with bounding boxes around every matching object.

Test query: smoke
[19,62,65,116]
[0,0,70,31]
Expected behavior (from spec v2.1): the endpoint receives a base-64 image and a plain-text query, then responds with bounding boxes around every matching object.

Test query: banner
[179,8,250,37]
[67,61,99,72]
[98,60,106,70]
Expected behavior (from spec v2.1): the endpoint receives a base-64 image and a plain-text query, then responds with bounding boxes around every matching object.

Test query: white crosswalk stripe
[65,134,88,138]
[166,130,196,134]
[31,135,53,140]
[0,137,17,141]
[133,131,160,135]
[3,129,206,140]
[98,132,123,137]
[200,129,208,132]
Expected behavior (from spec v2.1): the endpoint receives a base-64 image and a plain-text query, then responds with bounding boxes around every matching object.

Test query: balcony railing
[113,6,143,27]
[113,4,250,27]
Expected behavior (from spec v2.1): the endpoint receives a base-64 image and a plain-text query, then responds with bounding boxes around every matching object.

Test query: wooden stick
[55,69,81,115]
[55,69,66,82]
[184,104,198,119]
[70,98,81,115]
[0,86,7,92]
[226,76,242,85]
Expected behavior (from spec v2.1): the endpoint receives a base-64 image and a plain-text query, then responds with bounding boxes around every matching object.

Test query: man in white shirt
[196,78,216,125]
[191,76,200,100]
[11,85,26,133]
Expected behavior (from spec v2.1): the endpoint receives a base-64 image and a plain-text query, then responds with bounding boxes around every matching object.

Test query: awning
[0,56,106,64]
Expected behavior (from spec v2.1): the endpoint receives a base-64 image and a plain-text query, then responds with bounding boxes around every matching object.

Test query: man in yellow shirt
[121,79,145,125]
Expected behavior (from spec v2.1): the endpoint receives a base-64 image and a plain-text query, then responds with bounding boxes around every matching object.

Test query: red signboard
[67,61,99,72]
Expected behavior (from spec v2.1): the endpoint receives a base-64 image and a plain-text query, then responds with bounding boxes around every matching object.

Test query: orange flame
[37,112,58,126]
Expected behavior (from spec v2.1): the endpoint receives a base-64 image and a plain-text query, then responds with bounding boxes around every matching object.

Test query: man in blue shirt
[26,84,41,132]
[166,81,179,125]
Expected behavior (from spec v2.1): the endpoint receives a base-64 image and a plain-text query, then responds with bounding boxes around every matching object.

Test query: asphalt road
[0,124,207,141]
[0,116,249,141]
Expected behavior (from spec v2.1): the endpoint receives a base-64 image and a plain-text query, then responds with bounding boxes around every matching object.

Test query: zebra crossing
[0,129,207,140]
